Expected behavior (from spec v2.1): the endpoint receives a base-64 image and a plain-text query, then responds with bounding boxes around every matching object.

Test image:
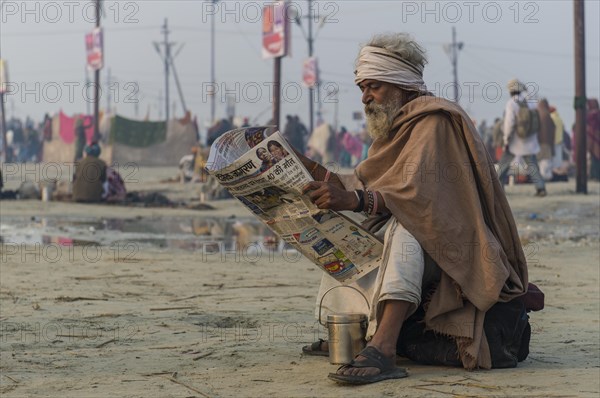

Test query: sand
[1,167,599,397]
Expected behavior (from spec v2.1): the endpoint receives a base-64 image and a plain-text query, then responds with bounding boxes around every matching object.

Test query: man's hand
[302,181,358,211]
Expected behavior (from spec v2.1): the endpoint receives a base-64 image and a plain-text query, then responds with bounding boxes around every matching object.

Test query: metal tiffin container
[318,285,370,365]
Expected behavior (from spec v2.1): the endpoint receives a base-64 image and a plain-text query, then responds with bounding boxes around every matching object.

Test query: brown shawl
[356,95,528,369]
[537,99,556,159]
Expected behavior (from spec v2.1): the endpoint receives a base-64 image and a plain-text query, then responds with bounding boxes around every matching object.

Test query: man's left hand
[302,182,358,211]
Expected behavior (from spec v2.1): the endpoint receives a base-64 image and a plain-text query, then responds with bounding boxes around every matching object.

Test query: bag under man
[516,100,540,139]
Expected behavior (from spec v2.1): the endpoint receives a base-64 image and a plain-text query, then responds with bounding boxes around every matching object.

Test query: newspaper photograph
[206,127,384,283]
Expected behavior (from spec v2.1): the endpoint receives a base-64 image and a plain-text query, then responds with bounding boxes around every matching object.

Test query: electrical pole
[210,0,217,124]
[0,87,5,163]
[444,27,463,103]
[106,67,112,113]
[574,0,587,193]
[158,90,163,120]
[333,87,339,133]
[307,0,314,134]
[0,56,4,163]
[85,66,91,115]
[93,0,100,141]
[170,60,187,116]
[273,56,281,129]
[162,19,170,122]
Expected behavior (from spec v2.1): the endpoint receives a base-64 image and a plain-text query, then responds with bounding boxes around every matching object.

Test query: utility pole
[106,67,112,113]
[162,19,170,122]
[444,27,463,103]
[0,56,4,162]
[169,44,188,115]
[307,0,314,133]
[294,0,326,132]
[154,21,185,121]
[85,66,91,115]
[210,0,217,124]
[0,60,6,161]
[273,57,281,129]
[158,90,163,120]
[0,93,5,162]
[574,0,587,193]
[93,0,100,141]
[333,87,339,133]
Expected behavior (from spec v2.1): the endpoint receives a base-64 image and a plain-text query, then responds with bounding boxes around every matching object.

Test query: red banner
[85,28,103,71]
[303,57,318,88]
[262,1,289,59]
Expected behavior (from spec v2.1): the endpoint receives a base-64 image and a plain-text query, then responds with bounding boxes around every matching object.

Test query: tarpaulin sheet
[109,115,167,147]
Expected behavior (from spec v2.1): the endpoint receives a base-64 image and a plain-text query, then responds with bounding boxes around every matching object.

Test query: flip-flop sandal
[328,346,408,385]
[302,338,329,357]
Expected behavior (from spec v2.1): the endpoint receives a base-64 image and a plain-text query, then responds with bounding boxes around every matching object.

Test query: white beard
[364,92,403,140]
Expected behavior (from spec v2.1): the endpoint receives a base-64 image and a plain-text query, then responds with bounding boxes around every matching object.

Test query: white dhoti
[315,217,426,340]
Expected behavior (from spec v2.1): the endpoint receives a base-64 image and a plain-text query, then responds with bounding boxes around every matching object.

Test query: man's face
[358,79,404,140]
[359,79,398,106]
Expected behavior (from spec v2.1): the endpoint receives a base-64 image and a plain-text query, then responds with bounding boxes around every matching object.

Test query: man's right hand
[302,182,358,212]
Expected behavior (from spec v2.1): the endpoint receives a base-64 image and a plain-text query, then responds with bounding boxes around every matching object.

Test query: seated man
[298,33,531,385]
[72,142,107,203]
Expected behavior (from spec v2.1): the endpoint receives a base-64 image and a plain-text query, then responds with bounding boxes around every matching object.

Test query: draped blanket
[109,115,167,147]
[356,95,528,369]
[58,112,94,144]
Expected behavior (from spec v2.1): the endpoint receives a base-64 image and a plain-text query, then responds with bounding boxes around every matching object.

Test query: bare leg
[337,300,411,376]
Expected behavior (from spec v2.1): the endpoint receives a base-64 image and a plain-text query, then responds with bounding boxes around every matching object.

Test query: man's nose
[362,90,373,105]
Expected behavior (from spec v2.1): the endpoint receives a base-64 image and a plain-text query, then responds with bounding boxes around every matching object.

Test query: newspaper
[206,126,383,284]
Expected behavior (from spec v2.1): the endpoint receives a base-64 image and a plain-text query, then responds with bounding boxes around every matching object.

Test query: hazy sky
[2,0,599,135]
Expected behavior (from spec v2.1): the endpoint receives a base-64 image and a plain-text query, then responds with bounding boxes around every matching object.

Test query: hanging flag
[302,57,318,88]
[85,28,104,71]
[262,1,289,59]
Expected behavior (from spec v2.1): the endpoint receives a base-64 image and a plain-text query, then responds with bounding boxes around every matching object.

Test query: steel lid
[327,313,367,324]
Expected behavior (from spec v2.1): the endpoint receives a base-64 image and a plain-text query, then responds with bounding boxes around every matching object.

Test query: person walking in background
[536,98,556,181]
[549,105,568,178]
[334,127,352,167]
[282,115,297,147]
[283,115,307,154]
[587,98,600,181]
[294,115,309,155]
[73,116,92,162]
[342,128,364,167]
[491,117,504,162]
[496,79,547,197]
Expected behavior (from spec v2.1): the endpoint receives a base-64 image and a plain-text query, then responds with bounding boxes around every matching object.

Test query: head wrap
[507,78,527,94]
[84,142,101,157]
[354,46,427,92]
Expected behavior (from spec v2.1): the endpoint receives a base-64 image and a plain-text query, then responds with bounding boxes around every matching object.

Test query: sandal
[301,338,329,357]
[328,346,408,385]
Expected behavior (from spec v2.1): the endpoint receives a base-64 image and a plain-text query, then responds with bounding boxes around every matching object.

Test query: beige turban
[507,78,527,93]
[354,46,427,92]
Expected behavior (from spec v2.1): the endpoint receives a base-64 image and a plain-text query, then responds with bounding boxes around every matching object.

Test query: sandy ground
[1,167,599,398]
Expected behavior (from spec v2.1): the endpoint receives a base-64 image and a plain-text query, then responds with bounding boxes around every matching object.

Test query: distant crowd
[203,97,600,185]
[3,114,52,163]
